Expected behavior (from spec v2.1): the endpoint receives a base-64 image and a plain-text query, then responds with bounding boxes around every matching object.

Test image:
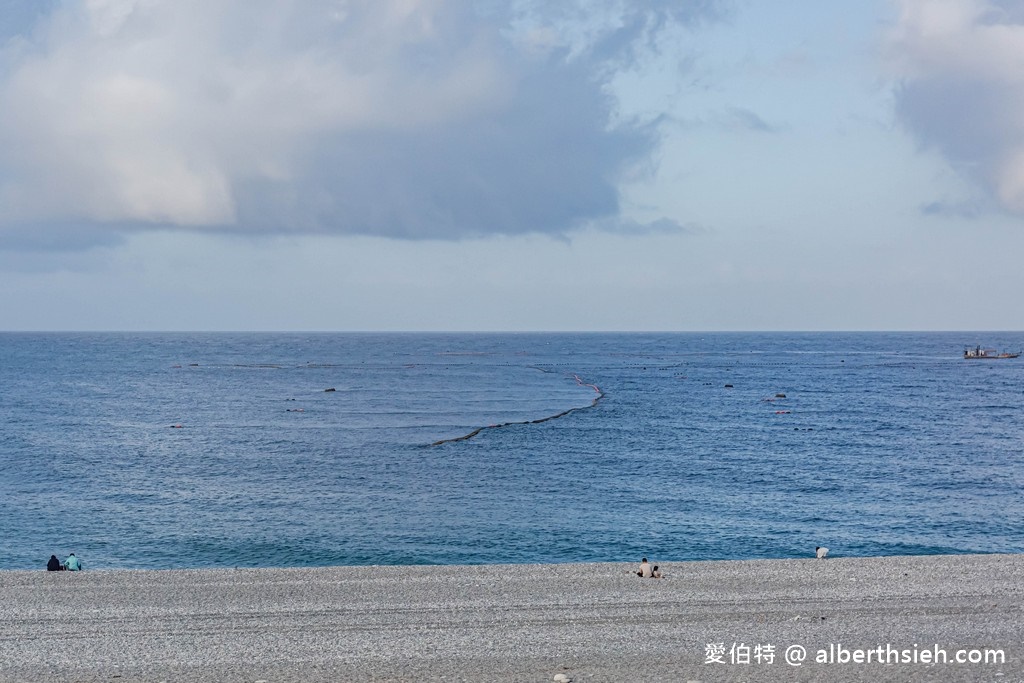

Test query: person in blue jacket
[63,553,82,571]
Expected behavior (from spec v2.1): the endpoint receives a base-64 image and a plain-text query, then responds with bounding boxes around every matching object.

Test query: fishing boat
[963,345,1021,359]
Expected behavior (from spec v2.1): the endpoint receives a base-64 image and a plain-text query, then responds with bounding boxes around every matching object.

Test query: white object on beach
[816,546,829,559]
[553,674,570,682]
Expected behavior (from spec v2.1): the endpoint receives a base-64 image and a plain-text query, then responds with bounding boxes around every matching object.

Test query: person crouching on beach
[47,555,64,571]
[63,553,82,571]
[637,557,652,578]
[652,565,663,579]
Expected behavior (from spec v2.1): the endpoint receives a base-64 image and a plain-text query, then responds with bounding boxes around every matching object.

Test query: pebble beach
[2,554,1022,682]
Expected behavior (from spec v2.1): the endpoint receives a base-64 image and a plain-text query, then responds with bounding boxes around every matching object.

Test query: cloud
[589,216,703,236]
[919,199,984,218]
[886,0,1024,216]
[721,107,778,133]
[0,0,720,248]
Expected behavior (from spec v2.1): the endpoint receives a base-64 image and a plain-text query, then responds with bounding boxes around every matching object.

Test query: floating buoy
[724,384,733,388]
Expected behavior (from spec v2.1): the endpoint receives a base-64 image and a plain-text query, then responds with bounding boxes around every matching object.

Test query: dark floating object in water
[324,388,336,392]
[775,393,786,398]
[432,374,604,446]
[170,424,183,429]
[724,384,733,388]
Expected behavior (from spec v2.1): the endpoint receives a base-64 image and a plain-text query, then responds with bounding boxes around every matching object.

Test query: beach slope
[2,554,1022,682]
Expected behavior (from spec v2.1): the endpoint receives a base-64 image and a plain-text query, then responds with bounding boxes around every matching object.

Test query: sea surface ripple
[1,331,1022,570]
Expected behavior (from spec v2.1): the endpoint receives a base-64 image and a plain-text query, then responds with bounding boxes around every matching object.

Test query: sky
[1,0,1023,331]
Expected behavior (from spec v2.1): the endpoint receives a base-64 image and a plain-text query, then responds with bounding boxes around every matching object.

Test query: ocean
[2,332,1022,570]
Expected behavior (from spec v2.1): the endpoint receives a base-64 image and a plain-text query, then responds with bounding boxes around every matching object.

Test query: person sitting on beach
[651,565,663,579]
[47,555,64,571]
[63,553,82,571]
[637,557,652,578]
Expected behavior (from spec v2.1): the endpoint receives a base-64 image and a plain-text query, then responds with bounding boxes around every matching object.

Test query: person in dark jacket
[47,555,64,571]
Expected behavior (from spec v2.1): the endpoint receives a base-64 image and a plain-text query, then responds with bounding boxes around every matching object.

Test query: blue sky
[1,0,1022,331]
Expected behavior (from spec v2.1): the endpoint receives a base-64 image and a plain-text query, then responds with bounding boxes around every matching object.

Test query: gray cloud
[887,0,1024,216]
[591,216,704,236]
[722,107,778,133]
[0,0,722,248]
[919,199,984,218]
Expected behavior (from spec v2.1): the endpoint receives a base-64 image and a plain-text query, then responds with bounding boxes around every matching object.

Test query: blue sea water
[2,332,1023,570]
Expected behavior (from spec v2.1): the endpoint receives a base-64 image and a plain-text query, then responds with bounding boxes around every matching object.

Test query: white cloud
[0,0,719,248]
[887,0,1024,214]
